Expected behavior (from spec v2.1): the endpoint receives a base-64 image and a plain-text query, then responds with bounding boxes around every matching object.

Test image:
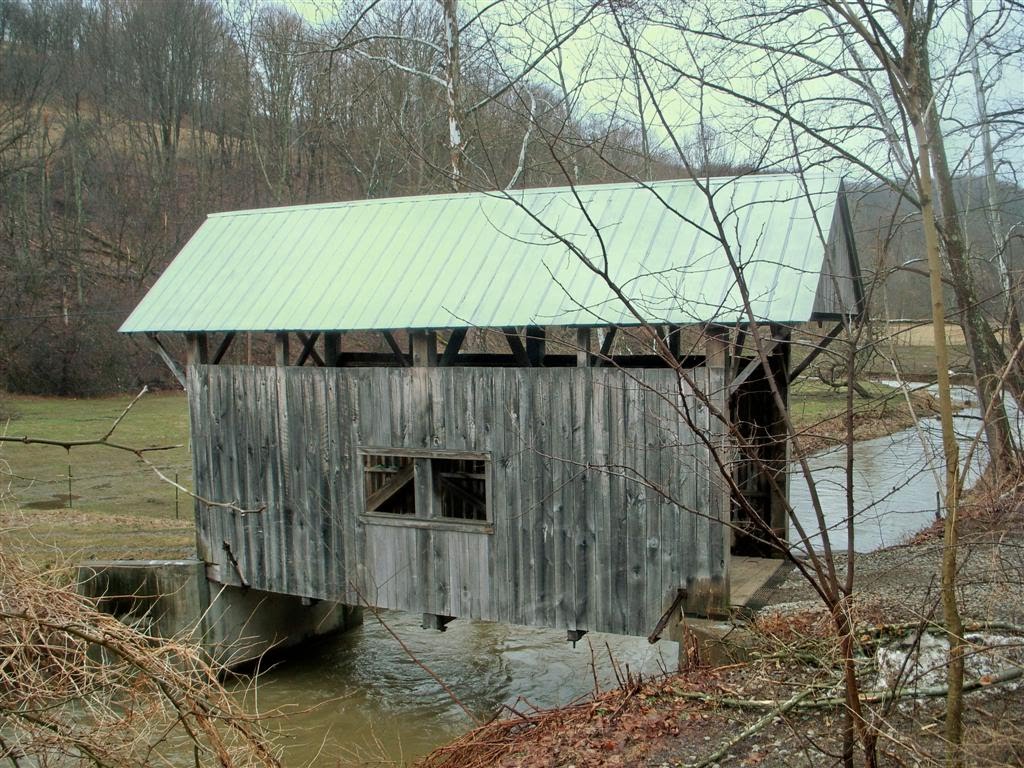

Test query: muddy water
[238,613,678,765]
[244,383,1013,763]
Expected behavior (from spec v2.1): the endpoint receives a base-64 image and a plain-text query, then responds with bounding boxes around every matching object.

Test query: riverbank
[419,488,1024,768]
[789,379,954,456]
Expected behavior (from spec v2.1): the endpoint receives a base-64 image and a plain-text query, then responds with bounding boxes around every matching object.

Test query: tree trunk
[910,16,1017,475]
[440,0,462,190]
[905,18,965,767]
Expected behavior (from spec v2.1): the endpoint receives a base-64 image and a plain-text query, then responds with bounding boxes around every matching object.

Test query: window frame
[357,447,494,534]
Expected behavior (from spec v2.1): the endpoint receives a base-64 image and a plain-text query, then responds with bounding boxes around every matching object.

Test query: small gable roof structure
[120,173,861,334]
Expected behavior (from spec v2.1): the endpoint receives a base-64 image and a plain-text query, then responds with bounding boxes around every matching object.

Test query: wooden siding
[189,365,728,637]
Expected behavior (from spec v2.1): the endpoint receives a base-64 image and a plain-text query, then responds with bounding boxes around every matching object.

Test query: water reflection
[239,612,677,765]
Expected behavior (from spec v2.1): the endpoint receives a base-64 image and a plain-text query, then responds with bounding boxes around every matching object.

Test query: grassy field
[1,392,194,563]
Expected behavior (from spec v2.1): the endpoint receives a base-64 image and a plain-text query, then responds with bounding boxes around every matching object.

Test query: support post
[324,332,341,367]
[274,333,290,367]
[576,327,591,367]
[382,332,410,366]
[768,326,792,546]
[410,331,437,366]
[502,327,530,366]
[185,333,208,366]
[595,326,617,367]
[696,325,731,617]
[668,324,681,360]
[525,325,546,367]
[787,321,845,383]
[212,333,235,365]
[295,332,324,367]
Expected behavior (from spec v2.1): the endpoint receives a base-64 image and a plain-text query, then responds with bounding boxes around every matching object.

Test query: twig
[101,386,150,442]
[858,620,1024,639]
[0,387,263,516]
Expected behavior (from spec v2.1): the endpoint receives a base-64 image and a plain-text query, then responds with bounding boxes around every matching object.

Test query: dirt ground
[418,493,1024,768]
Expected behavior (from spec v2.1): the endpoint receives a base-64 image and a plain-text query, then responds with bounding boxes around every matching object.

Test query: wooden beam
[501,327,530,366]
[143,333,185,388]
[212,332,235,365]
[788,322,845,383]
[731,325,747,377]
[410,330,437,366]
[365,462,415,511]
[296,332,324,367]
[437,474,486,511]
[594,326,617,367]
[422,614,456,632]
[576,327,591,367]
[525,325,546,366]
[381,332,410,366]
[324,332,341,366]
[667,324,681,359]
[439,328,467,366]
[647,587,688,644]
[729,339,780,396]
[185,332,208,365]
[274,333,290,366]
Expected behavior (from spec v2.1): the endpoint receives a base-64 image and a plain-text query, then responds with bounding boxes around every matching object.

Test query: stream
[791,383,1021,552]
[238,382,1016,765]
[236,613,677,765]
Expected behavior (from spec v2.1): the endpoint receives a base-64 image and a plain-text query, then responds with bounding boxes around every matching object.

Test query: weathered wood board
[188,365,727,637]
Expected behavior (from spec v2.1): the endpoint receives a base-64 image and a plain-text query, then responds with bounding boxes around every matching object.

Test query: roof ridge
[207,172,841,219]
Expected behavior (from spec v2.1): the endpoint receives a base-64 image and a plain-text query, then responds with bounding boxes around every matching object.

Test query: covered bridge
[121,173,862,638]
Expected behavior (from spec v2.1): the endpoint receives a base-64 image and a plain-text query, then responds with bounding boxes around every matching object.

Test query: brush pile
[0,540,280,767]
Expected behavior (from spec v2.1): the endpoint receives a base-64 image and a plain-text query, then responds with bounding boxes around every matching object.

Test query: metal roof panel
[120,173,850,333]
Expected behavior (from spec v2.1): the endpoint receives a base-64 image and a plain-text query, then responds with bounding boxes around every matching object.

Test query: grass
[1,391,194,563]
[789,379,910,428]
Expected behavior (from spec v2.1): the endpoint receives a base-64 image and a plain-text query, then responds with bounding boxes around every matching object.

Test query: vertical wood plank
[590,369,611,634]
[576,327,591,367]
[533,370,554,628]
[606,370,628,634]
[274,333,290,367]
[324,332,341,367]
[573,366,593,631]
[624,373,647,634]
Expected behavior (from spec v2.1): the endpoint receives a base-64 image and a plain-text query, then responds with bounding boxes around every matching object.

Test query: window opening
[433,458,487,521]
[361,450,490,525]
[363,454,416,515]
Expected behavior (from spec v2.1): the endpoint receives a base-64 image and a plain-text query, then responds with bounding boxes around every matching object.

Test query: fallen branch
[858,620,1024,640]
[688,689,812,768]
[672,664,1024,710]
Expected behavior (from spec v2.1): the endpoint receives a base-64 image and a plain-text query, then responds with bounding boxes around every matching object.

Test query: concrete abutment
[77,559,362,668]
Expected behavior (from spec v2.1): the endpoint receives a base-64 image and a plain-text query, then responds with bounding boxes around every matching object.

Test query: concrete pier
[77,560,362,668]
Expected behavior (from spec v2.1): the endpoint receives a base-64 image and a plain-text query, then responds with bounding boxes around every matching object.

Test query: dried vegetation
[0,536,280,767]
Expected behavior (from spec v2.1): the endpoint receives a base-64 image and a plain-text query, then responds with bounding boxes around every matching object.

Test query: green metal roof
[120,173,859,333]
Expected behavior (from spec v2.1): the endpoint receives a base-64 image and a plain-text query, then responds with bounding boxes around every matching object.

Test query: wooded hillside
[0,0,1020,394]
